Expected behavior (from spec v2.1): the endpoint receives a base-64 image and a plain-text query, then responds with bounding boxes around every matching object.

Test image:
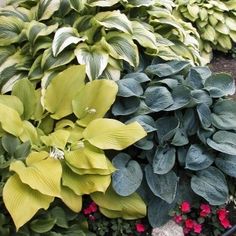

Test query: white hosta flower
[85,107,97,114]
[49,147,64,160]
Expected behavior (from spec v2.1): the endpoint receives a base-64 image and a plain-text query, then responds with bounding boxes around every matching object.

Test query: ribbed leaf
[0,16,24,46]
[0,95,23,116]
[95,10,132,34]
[0,46,15,65]
[91,187,146,219]
[52,27,85,57]
[26,20,58,45]
[10,158,62,197]
[72,80,118,127]
[62,164,111,195]
[101,32,139,67]
[75,44,109,80]
[12,78,37,120]
[3,174,53,230]
[131,21,156,49]
[37,0,61,21]
[41,130,70,150]
[83,118,146,150]
[65,143,108,170]
[60,186,82,212]
[44,65,86,119]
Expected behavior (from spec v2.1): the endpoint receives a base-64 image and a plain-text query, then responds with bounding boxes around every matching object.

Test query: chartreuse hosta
[1,65,147,230]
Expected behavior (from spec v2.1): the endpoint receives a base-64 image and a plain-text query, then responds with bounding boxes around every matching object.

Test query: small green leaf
[2,134,20,156]
[30,218,57,233]
[87,0,120,7]
[69,0,86,12]
[12,78,37,120]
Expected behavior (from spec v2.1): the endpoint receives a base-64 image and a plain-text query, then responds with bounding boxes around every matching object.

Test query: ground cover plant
[111,59,236,228]
[0,0,236,235]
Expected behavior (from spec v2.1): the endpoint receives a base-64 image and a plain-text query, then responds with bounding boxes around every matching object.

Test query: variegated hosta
[0,0,205,93]
[2,65,147,230]
[174,0,236,61]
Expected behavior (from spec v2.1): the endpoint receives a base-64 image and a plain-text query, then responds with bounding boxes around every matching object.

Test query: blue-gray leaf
[112,153,143,196]
[185,144,214,171]
[117,78,143,97]
[197,104,212,129]
[145,165,178,203]
[153,146,176,174]
[191,166,228,205]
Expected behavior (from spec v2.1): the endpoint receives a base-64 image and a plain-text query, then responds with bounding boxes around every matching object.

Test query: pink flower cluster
[83,201,98,221]
[173,201,232,235]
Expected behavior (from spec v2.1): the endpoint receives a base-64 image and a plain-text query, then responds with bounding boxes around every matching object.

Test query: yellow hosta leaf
[10,158,62,197]
[26,151,49,165]
[41,129,70,150]
[60,185,82,212]
[62,164,111,195]
[0,95,23,116]
[19,120,39,145]
[72,79,118,127]
[44,65,86,119]
[65,142,108,170]
[0,102,23,136]
[68,125,84,143]
[3,174,54,230]
[91,187,146,219]
[83,118,147,150]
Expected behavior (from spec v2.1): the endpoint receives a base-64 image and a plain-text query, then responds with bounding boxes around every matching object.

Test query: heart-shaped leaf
[112,153,143,196]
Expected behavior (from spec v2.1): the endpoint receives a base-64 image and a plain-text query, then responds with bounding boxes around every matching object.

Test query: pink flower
[185,219,194,229]
[174,214,183,224]
[200,203,211,217]
[193,223,202,233]
[181,201,191,213]
[217,208,228,221]
[135,223,145,233]
[220,218,231,229]
[83,202,98,215]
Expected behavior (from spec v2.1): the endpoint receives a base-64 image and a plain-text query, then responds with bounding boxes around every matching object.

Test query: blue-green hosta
[0,0,205,93]
[1,65,147,230]
[174,0,236,61]
[111,60,236,227]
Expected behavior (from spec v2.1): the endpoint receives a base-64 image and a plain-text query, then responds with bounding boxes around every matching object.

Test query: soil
[209,52,236,80]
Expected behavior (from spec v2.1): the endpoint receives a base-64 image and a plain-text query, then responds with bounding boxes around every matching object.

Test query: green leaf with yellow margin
[74,43,109,81]
[41,130,70,150]
[0,103,23,136]
[62,164,111,195]
[3,174,54,230]
[83,118,147,150]
[10,157,62,197]
[44,65,86,120]
[91,187,146,219]
[101,32,139,67]
[12,78,37,120]
[94,10,132,34]
[60,185,82,212]
[72,79,118,127]
[37,0,61,21]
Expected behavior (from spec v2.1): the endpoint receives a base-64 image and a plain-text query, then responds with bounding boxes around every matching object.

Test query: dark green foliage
[111,60,236,227]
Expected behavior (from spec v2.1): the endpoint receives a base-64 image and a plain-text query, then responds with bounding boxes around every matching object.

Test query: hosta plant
[0,65,147,231]
[111,59,236,227]
[0,0,205,94]
[174,0,236,61]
